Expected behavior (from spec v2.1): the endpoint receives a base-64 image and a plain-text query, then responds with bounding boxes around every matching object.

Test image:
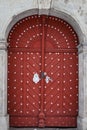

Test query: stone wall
[0,0,87,40]
[0,0,87,130]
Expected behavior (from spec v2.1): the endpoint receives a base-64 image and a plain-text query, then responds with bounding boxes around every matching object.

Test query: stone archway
[0,9,87,130]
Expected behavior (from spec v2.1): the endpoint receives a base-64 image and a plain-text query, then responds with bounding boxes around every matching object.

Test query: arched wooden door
[7,15,79,127]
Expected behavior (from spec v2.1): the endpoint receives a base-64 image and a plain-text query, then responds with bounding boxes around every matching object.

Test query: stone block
[0,115,9,130]
[77,116,87,130]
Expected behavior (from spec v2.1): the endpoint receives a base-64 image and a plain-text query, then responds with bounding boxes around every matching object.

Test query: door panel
[8,51,42,126]
[44,53,63,116]
[44,52,78,127]
[24,52,41,117]
[62,53,78,116]
[7,15,79,127]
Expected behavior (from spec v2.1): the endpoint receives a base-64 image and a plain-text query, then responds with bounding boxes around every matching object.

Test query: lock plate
[41,72,45,79]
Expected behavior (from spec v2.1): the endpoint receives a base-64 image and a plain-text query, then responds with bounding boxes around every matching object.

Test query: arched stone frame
[0,8,87,130]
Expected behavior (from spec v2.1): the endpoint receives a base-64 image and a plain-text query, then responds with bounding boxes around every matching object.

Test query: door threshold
[10,127,77,130]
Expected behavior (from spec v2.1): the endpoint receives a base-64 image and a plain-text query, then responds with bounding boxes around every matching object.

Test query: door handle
[33,72,46,84]
[45,75,53,84]
[33,72,53,84]
[33,73,40,84]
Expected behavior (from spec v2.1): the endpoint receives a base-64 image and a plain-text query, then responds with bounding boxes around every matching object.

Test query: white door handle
[33,73,40,84]
[45,75,53,84]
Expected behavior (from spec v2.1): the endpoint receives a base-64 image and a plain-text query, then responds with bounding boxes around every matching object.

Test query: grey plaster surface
[1,0,87,130]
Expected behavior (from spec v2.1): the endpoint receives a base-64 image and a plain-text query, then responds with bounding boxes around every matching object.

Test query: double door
[8,15,78,127]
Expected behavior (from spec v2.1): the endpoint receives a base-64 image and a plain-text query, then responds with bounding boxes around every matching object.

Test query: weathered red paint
[7,15,79,127]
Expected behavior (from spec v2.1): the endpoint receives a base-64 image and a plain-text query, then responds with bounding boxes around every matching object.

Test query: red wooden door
[7,15,78,127]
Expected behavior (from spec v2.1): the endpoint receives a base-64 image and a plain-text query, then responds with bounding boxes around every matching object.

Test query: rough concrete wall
[0,0,87,40]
